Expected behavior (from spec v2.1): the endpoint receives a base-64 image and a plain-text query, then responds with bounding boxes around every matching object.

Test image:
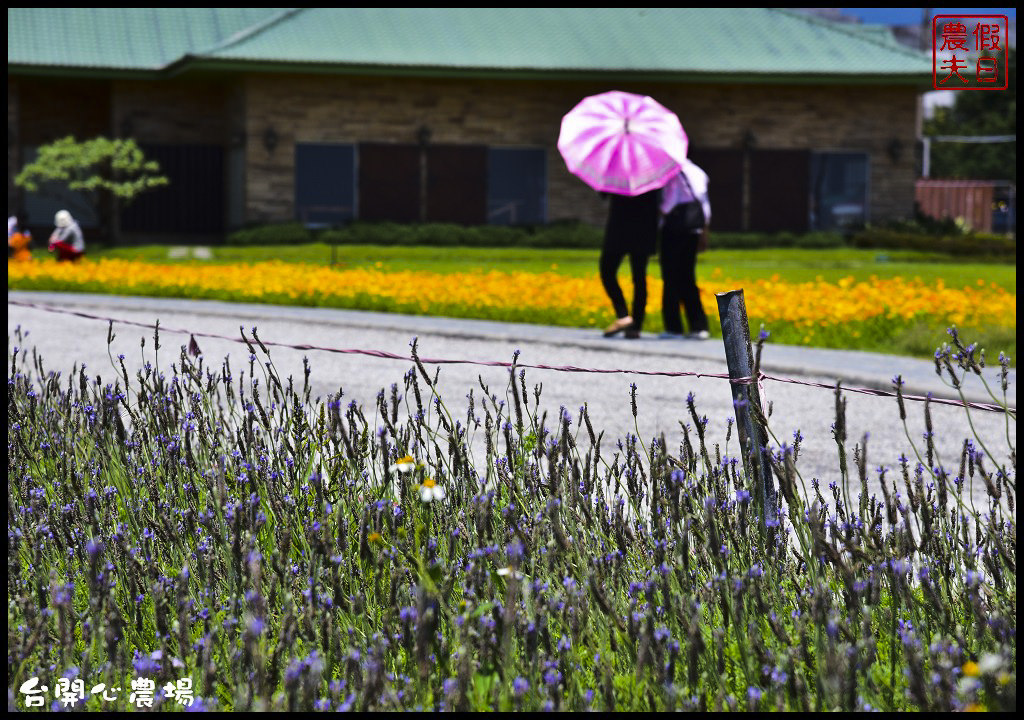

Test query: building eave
[11,57,932,89]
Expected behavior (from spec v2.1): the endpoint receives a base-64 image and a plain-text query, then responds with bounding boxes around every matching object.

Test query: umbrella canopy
[557,90,688,196]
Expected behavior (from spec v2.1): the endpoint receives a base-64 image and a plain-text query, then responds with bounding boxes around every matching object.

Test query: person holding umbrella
[598,188,660,338]
[558,90,689,339]
[658,158,712,340]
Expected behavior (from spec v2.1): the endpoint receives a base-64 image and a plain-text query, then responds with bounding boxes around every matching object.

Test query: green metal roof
[7,8,289,71]
[8,7,932,83]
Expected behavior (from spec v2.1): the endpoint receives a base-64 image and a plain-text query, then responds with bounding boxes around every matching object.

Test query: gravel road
[8,291,1015,510]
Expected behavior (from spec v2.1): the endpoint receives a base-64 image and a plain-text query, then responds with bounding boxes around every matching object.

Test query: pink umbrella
[558,90,689,196]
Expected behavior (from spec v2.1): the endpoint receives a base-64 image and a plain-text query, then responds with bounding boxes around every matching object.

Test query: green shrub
[528,221,603,248]
[708,232,845,249]
[225,219,1013,257]
[791,231,846,248]
[849,228,1016,257]
[226,222,313,246]
[318,221,600,249]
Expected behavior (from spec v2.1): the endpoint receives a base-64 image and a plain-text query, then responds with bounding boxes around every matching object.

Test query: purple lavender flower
[543,669,562,688]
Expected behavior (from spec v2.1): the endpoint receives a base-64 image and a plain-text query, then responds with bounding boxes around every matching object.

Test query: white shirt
[659,159,711,226]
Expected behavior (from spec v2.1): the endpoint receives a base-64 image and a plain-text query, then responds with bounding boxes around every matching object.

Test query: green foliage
[225,222,313,246]
[711,231,846,249]
[887,212,969,237]
[228,220,1014,255]
[849,228,1016,258]
[227,220,606,249]
[14,135,170,204]
[923,48,1016,182]
[228,221,853,251]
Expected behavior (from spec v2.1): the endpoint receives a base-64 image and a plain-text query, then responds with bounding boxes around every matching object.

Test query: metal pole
[716,290,777,526]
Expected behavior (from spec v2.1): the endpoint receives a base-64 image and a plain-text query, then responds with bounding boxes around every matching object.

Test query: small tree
[923,48,1016,183]
[15,136,170,242]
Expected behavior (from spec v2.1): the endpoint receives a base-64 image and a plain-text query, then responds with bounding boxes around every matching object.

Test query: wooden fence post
[716,289,778,527]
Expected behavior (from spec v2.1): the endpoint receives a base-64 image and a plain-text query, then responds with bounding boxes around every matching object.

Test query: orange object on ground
[8,231,33,261]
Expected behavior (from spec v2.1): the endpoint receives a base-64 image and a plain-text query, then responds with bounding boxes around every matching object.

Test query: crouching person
[48,209,86,262]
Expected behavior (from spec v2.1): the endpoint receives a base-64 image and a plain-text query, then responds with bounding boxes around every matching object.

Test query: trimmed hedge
[225,220,1014,256]
[709,231,846,249]
[848,228,1016,258]
[226,221,605,249]
[225,222,313,246]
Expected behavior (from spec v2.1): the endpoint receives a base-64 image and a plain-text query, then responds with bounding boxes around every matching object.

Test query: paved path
[8,291,1016,508]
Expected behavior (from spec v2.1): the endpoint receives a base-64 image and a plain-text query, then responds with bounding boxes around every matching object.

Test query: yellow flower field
[7,258,1016,355]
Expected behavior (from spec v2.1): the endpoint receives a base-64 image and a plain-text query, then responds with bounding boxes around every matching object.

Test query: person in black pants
[659,160,711,340]
[599,189,660,339]
[660,217,710,338]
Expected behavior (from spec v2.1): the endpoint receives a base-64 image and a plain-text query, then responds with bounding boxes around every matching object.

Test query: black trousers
[659,229,708,335]
[599,246,649,331]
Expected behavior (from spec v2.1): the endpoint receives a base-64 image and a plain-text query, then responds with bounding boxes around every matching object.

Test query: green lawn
[15,242,1017,362]
[91,243,1017,291]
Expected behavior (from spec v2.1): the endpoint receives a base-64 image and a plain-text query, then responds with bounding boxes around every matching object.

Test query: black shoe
[624,328,641,339]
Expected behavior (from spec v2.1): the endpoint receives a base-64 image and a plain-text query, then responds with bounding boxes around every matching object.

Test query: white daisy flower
[394,454,416,473]
[419,477,445,503]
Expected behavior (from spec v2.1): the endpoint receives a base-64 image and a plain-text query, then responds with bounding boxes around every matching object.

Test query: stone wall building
[8,8,933,242]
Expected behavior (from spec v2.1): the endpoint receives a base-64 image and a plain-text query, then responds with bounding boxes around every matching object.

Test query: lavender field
[7,324,1016,712]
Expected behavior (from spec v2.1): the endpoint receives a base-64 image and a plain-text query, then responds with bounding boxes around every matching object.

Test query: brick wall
[113,79,232,145]
[241,74,920,229]
[10,72,920,232]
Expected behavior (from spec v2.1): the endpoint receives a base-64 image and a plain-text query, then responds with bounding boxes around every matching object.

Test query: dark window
[358,143,420,222]
[427,144,487,224]
[687,149,743,232]
[487,148,547,225]
[121,144,225,234]
[295,143,355,226]
[750,149,811,233]
[356,144,548,225]
[810,152,869,231]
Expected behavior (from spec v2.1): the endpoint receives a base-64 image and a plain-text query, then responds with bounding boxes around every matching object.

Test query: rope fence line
[7,298,1012,414]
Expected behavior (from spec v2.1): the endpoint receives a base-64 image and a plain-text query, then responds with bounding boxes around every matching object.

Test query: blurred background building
[9,8,949,242]
[796,7,1016,233]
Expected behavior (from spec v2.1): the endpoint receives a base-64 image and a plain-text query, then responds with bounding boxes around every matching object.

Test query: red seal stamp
[933,15,1009,90]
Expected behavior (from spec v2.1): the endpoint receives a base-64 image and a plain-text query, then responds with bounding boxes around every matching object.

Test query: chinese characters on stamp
[933,15,1009,90]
